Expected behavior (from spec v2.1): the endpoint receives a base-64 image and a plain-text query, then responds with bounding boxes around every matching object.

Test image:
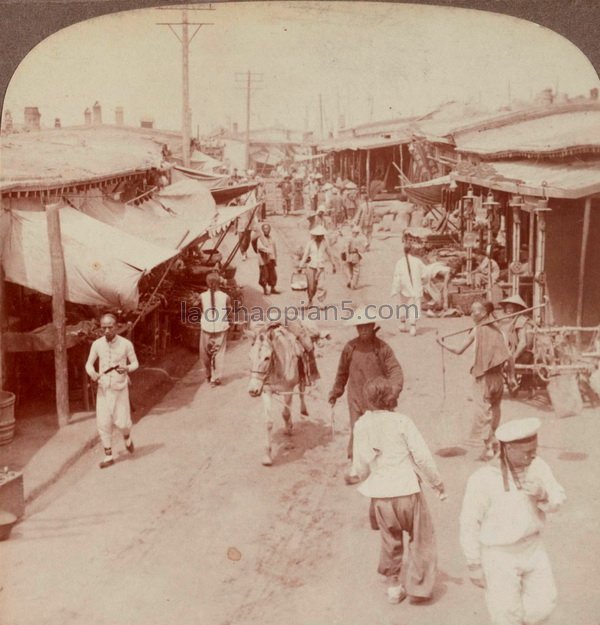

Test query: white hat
[499,294,528,310]
[310,225,328,236]
[344,305,380,326]
[496,418,541,443]
[321,182,333,190]
[317,205,327,213]
[345,181,358,190]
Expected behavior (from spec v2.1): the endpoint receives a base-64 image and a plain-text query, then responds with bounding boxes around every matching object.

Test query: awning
[294,153,328,162]
[2,204,175,310]
[320,132,411,152]
[452,159,600,199]
[404,175,451,207]
[77,179,217,250]
[171,165,229,189]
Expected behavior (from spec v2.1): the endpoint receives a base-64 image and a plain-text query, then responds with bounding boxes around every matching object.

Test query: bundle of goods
[404,227,457,251]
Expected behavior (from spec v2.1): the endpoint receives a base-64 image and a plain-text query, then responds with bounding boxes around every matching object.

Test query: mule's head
[247,329,273,397]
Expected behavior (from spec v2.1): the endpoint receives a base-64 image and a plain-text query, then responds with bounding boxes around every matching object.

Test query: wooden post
[511,206,521,295]
[576,197,592,330]
[45,202,70,426]
[366,150,371,198]
[0,265,6,390]
[533,209,546,326]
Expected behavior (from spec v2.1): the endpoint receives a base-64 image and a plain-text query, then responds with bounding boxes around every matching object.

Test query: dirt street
[2,213,599,625]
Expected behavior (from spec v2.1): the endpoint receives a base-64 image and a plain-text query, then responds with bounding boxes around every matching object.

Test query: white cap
[496,418,541,443]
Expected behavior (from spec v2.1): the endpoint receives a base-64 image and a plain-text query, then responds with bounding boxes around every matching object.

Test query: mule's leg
[262,391,274,466]
[283,393,294,436]
[299,380,309,417]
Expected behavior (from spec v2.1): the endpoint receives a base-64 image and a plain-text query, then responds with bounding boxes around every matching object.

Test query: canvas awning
[75,179,217,251]
[2,204,176,310]
[452,159,600,199]
[404,175,451,207]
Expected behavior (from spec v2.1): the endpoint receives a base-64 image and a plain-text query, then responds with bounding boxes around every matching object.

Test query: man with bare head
[85,313,139,468]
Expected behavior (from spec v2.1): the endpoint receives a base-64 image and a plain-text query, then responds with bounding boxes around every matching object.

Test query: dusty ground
[2,212,599,625]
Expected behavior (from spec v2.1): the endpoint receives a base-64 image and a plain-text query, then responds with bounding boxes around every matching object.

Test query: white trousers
[396,295,421,327]
[481,534,557,625]
[96,386,132,449]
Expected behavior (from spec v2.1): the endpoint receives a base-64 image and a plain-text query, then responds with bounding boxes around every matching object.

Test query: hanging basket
[290,270,308,291]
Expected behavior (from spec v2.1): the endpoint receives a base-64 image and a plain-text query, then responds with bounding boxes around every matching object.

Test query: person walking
[351,377,446,604]
[343,225,367,290]
[437,300,511,460]
[278,176,292,216]
[391,242,426,336]
[256,222,280,295]
[460,417,565,625]
[85,313,139,469]
[199,273,231,387]
[307,177,319,213]
[356,195,376,250]
[298,225,337,307]
[328,307,404,474]
[328,187,344,229]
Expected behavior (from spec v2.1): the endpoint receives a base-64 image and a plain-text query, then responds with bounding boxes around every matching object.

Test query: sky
[3,1,599,136]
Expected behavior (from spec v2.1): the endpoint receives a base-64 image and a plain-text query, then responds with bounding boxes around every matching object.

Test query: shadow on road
[117,443,164,464]
[271,419,333,465]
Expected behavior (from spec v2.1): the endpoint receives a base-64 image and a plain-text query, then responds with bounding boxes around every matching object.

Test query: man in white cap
[391,241,426,336]
[298,225,337,307]
[460,417,565,625]
[85,313,139,468]
[329,306,404,476]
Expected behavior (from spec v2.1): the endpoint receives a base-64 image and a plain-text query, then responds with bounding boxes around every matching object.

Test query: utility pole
[368,94,374,121]
[318,93,324,141]
[235,70,263,171]
[157,4,214,168]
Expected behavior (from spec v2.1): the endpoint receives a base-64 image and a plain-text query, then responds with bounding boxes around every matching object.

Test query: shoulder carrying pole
[439,300,547,341]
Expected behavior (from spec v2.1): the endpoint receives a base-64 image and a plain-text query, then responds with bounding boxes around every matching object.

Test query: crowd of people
[82,169,564,625]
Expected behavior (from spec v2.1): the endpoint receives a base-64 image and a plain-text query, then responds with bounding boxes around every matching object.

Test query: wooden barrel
[0,391,16,446]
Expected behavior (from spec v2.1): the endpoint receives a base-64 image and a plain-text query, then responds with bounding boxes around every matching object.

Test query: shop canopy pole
[45,200,70,427]
[366,150,371,197]
[0,264,6,390]
[576,197,592,339]
[130,229,190,333]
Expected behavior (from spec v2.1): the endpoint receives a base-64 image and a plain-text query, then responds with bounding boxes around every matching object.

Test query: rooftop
[1,126,165,193]
[454,109,600,158]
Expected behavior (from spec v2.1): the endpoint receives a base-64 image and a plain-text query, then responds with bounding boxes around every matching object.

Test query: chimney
[140,115,154,129]
[3,110,13,132]
[24,106,41,130]
[115,106,124,126]
[54,118,61,129]
[591,88,599,101]
[84,108,92,125]
[232,122,238,135]
[92,101,102,125]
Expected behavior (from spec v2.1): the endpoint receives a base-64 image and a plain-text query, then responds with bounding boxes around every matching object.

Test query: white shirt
[391,254,426,298]
[200,289,230,333]
[301,239,333,270]
[459,457,566,565]
[85,335,139,391]
[352,410,443,498]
